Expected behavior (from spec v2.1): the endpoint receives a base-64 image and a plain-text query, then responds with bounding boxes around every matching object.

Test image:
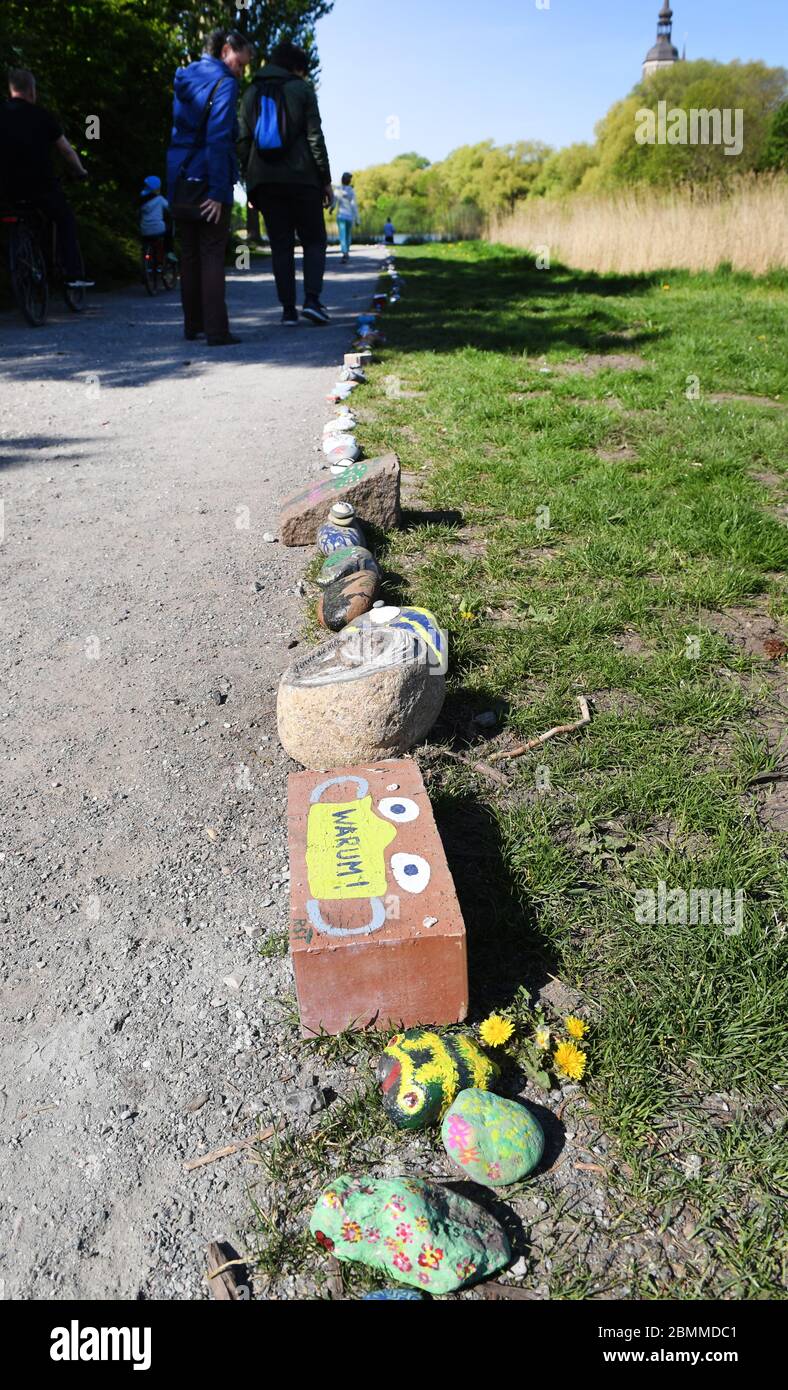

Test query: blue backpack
[254,76,295,160]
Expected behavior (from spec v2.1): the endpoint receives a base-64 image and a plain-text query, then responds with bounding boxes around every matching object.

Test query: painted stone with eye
[377,1028,499,1131]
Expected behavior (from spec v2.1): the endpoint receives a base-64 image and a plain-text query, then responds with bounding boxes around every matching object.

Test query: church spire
[643,3,680,80]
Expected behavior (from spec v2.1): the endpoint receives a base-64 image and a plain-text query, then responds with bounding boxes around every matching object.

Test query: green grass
[250,242,787,1300]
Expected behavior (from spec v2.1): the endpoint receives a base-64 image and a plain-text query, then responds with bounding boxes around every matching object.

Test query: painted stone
[286,759,467,1035]
[345,604,447,674]
[323,412,356,433]
[277,614,445,770]
[377,1029,499,1130]
[279,453,401,547]
[325,440,362,466]
[318,569,378,631]
[344,350,372,367]
[441,1089,545,1187]
[338,365,367,384]
[317,520,366,553]
[322,431,358,455]
[309,1175,510,1294]
[326,382,355,402]
[317,547,380,588]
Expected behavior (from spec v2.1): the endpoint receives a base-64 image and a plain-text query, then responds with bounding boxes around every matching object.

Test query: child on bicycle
[138,175,174,266]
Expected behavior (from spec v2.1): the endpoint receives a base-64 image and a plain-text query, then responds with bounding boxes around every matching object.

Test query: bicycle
[141,236,178,295]
[1,202,88,326]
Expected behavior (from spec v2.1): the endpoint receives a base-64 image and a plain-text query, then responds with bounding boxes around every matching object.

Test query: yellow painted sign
[306,796,396,900]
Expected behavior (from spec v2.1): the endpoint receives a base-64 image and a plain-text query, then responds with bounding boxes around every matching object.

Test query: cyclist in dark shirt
[0,67,93,287]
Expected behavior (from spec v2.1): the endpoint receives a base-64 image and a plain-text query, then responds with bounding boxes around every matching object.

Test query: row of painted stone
[307,1027,546,1295]
[278,262,448,769]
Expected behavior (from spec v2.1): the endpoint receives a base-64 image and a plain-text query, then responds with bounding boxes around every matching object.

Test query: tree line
[353,60,788,239]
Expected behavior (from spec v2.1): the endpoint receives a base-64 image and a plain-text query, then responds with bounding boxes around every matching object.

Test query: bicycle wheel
[9,223,48,326]
[63,245,87,312]
[141,244,157,296]
[161,258,178,291]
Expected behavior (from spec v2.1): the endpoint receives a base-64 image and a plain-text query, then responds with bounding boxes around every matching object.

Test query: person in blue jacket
[166,28,253,345]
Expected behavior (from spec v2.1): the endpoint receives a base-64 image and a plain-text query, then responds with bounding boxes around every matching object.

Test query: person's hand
[322,183,333,209]
[200,198,223,224]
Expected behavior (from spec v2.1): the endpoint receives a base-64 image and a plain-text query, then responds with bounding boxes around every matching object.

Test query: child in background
[383,217,395,245]
[333,172,359,263]
[138,175,174,266]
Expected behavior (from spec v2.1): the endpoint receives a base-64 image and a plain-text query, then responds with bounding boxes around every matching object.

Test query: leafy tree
[531,142,599,198]
[759,100,788,170]
[589,60,787,189]
[0,0,332,278]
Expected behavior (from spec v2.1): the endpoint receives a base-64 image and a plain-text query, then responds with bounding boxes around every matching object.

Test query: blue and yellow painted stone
[377,1028,499,1130]
[441,1088,544,1187]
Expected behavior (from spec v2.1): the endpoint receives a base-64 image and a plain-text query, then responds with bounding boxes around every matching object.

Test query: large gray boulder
[277,609,446,769]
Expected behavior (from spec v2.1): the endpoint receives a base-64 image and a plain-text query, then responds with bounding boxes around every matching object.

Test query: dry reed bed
[489,178,788,275]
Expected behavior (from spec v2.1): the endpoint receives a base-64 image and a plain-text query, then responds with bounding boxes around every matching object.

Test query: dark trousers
[251,184,327,308]
[176,206,231,339]
[35,184,82,279]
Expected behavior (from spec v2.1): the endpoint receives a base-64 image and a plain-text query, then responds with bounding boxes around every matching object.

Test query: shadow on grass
[431,789,558,1018]
[388,250,664,358]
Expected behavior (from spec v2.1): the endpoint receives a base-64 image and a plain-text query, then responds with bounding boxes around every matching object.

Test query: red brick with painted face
[287,758,468,1036]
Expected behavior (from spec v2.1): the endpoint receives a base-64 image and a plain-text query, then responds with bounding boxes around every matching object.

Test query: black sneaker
[302,298,330,325]
[281,307,299,326]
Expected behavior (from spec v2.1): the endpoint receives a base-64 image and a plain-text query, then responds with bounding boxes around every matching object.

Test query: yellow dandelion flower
[535,1025,551,1050]
[479,1013,514,1048]
[565,1015,588,1040]
[553,1041,587,1081]
[661,283,671,291]
[459,609,476,622]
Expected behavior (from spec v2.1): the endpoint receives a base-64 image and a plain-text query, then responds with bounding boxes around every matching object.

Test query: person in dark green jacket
[238,41,332,326]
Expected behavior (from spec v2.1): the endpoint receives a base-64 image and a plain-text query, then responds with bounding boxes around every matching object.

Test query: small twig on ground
[183,1120,284,1172]
[437,748,510,785]
[488,695,592,763]
[575,1161,606,1174]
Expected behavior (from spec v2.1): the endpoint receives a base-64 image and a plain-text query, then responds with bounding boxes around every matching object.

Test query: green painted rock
[309,1174,510,1294]
[316,545,380,588]
[377,1028,499,1131]
[442,1088,544,1187]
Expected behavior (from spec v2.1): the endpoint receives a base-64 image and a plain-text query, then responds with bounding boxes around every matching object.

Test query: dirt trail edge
[0,247,384,1298]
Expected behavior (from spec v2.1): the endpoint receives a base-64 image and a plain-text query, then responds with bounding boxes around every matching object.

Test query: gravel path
[0,245,383,1299]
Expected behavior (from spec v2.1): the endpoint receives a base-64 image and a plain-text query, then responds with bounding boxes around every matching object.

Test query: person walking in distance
[238,40,332,325]
[0,68,93,288]
[334,172,359,263]
[166,29,254,345]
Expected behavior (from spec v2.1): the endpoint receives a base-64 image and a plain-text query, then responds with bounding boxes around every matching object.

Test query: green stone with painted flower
[441,1088,545,1187]
[309,1173,511,1294]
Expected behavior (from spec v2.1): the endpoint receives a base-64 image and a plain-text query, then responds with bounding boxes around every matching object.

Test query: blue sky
[314,0,787,174]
